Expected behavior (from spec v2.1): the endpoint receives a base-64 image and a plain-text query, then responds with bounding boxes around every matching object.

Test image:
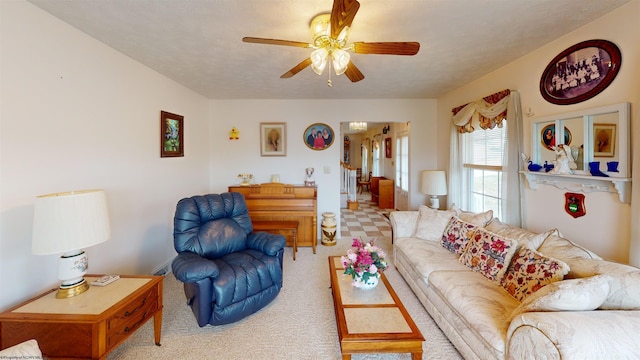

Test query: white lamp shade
[332,49,350,75]
[420,170,447,196]
[310,48,329,75]
[32,189,111,255]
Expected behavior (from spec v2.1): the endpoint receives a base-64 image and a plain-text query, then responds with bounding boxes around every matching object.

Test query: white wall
[0,1,210,309]
[436,1,640,264]
[209,99,438,236]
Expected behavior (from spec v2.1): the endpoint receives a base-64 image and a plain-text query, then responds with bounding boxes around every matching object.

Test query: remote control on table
[90,275,120,286]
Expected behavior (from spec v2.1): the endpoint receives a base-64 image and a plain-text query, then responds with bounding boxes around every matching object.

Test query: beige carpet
[107,234,462,360]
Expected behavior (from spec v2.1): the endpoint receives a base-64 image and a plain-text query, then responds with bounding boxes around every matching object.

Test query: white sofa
[391,206,640,360]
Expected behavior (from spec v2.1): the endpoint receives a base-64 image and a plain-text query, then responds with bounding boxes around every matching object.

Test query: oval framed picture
[303,123,334,150]
[540,39,621,105]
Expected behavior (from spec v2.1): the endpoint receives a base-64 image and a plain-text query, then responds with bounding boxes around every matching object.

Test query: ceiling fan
[242,0,420,86]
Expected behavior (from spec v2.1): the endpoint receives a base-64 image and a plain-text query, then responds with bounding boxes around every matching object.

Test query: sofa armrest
[507,311,640,360]
[389,211,419,240]
[247,231,286,256]
[172,252,220,283]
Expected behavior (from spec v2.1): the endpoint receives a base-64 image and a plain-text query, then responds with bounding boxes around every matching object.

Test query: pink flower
[369,264,378,274]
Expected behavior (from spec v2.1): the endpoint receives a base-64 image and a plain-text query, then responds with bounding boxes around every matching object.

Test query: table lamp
[32,189,111,299]
[420,170,447,209]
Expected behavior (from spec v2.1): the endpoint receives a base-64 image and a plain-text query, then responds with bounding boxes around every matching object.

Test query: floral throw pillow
[501,246,570,302]
[459,228,518,283]
[440,216,478,256]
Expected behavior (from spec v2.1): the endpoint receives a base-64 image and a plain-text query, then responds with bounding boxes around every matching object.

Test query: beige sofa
[391,206,640,360]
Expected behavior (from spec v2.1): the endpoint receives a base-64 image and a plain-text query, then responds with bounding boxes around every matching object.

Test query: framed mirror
[530,102,630,177]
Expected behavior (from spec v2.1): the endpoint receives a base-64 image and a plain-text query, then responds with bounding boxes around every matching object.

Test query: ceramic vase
[321,212,337,246]
[352,275,379,290]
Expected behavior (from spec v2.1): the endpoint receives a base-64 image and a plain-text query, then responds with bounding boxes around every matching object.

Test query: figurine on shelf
[589,162,609,177]
[543,161,554,173]
[550,144,575,175]
[527,161,543,172]
[304,167,315,187]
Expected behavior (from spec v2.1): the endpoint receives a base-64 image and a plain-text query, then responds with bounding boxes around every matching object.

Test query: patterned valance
[451,89,511,133]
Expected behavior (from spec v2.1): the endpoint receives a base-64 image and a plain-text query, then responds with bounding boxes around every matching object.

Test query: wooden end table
[0,275,163,360]
[328,257,424,359]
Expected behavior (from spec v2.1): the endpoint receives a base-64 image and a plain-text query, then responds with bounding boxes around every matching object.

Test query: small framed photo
[161,111,184,157]
[303,123,334,150]
[260,122,286,156]
[385,137,392,158]
[593,123,616,157]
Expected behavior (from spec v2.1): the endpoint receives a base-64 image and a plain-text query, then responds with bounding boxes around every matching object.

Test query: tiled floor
[340,191,392,240]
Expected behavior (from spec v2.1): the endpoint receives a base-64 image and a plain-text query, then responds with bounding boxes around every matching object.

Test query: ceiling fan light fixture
[332,49,350,75]
[310,48,329,75]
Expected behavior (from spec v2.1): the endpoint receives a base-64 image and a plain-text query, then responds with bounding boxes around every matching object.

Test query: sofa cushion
[511,275,611,319]
[485,218,558,251]
[428,270,520,355]
[537,234,602,263]
[564,258,640,310]
[501,246,569,302]
[459,228,518,283]
[441,216,479,256]
[394,237,468,280]
[0,340,42,357]
[450,204,493,227]
[412,206,455,241]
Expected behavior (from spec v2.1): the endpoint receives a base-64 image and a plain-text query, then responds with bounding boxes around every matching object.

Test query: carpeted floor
[107,194,462,360]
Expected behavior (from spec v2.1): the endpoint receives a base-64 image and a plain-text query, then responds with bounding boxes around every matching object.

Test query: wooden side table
[0,275,163,360]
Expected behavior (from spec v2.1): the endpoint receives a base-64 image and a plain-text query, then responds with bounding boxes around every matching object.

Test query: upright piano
[228,183,318,253]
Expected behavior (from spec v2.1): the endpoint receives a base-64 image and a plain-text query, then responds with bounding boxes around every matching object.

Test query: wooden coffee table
[328,256,424,359]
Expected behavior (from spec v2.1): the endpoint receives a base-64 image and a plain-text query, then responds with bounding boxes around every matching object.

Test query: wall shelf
[520,171,631,204]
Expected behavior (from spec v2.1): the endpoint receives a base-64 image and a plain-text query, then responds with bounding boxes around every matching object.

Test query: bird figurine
[229,127,239,140]
[543,161,555,172]
[527,160,542,172]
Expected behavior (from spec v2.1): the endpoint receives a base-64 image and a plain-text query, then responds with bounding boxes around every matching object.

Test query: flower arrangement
[341,238,388,287]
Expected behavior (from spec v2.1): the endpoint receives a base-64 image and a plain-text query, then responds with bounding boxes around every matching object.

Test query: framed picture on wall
[385,137,392,158]
[540,39,621,105]
[303,123,334,150]
[260,122,286,156]
[593,123,616,157]
[160,111,184,157]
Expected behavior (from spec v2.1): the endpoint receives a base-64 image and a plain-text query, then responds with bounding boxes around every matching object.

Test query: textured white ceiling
[28,0,630,99]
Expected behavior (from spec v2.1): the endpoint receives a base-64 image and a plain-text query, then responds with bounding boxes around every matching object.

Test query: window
[462,124,505,219]
[372,139,380,176]
[395,134,409,192]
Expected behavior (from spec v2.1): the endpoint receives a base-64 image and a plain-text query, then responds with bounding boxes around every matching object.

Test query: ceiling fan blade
[344,61,364,82]
[330,0,360,39]
[352,42,420,55]
[242,37,312,48]
[280,58,312,78]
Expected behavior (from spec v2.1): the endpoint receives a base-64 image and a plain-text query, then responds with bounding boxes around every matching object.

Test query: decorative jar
[321,212,337,246]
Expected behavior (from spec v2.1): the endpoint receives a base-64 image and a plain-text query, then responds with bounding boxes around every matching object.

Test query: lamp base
[428,196,440,209]
[56,278,90,299]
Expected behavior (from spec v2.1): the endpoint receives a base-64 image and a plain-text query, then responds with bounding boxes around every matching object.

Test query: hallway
[340,190,392,241]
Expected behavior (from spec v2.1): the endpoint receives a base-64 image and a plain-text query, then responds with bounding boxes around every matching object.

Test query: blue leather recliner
[171,192,286,326]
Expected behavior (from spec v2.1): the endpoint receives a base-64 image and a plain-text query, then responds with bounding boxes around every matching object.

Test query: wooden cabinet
[0,275,163,360]
[229,183,318,253]
[370,177,395,209]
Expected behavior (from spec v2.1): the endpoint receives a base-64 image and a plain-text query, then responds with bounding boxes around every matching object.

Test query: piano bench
[252,220,300,260]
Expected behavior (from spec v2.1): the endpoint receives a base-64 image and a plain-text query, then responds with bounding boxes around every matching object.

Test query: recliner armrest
[172,252,220,282]
[247,231,286,256]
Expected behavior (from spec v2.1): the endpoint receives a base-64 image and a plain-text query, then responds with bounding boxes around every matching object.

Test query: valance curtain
[452,89,511,133]
[448,90,524,226]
